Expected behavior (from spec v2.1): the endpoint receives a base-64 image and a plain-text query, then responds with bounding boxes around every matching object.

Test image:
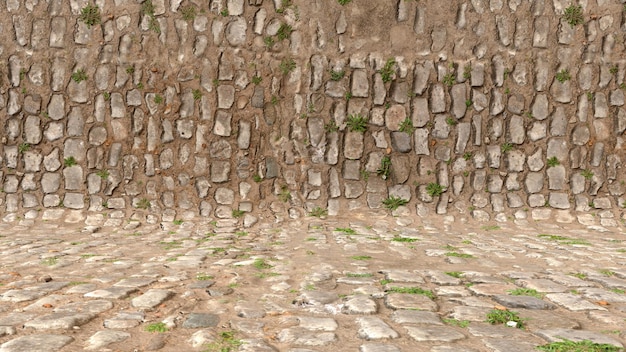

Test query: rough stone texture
[0,0,622,235]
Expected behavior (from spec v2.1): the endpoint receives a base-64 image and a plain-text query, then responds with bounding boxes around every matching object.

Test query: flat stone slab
[404,326,465,342]
[182,313,219,329]
[131,289,174,309]
[516,278,567,292]
[449,306,492,322]
[384,293,438,311]
[23,312,95,330]
[545,293,608,311]
[85,330,130,350]
[390,310,443,325]
[492,295,556,310]
[112,277,156,288]
[296,291,339,305]
[53,300,113,314]
[84,287,138,299]
[483,338,542,352]
[578,288,626,303]
[277,328,336,346]
[467,283,517,297]
[0,335,74,352]
[535,328,624,348]
[356,316,399,339]
[467,324,534,338]
[343,296,378,314]
[359,343,402,352]
[519,309,581,330]
[297,316,338,331]
[383,270,425,283]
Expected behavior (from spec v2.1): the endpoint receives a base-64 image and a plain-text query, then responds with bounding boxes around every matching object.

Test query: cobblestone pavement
[0,213,625,351]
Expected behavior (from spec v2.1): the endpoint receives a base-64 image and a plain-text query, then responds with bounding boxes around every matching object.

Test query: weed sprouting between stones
[346,114,368,132]
[485,309,524,328]
[382,196,409,211]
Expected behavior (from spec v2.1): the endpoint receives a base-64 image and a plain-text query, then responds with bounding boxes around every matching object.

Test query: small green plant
[360,169,369,181]
[192,89,202,100]
[220,7,229,16]
[504,87,510,95]
[599,269,615,277]
[501,143,514,153]
[126,66,135,75]
[346,114,368,132]
[555,69,571,83]
[563,5,584,28]
[173,219,183,225]
[96,169,109,179]
[351,255,372,260]
[41,257,58,266]
[103,92,110,100]
[581,169,594,180]
[485,309,524,328]
[276,0,293,13]
[443,73,455,86]
[308,207,327,218]
[399,118,414,134]
[336,227,356,235]
[330,69,345,81]
[570,272,587,279]
[481,225,501,231]
[379,58,396,83]
[276,23,293,41]
[445,271,463,278]
[232,209,245,218]
[153,94,163,104]
[387,287,435,299]
[610,65,619,75]
[19,68,26,80]
[263,36,275,47]
[253,258,273,270]
[446,117,458,126]
[547,156,560,167]
[346,273,373,278]
[337,0,352,5]
[71,69,88,83]
[324,120,339,133]
[251,76,262,85]
[391,237,418,243]
[445,252,475,258]
[145,322,168,333]
[508,288,544,298]
[64,156,77,167]
[426,182,445,197]
[196,273,214,281]
[270,95,279,105]
[18,143,30,153]
[382,196,409,211]
[463,64,471,79]
[465,99,472,108]
[537,339,622,352]
[344,92,353,101]
[443,318,470,328]
[279,186,291,202]
[137,82,144,89]
[79,4,101,28]
[587,91,594,101]
[137,198,151,209]
[252,174,262,183]
[463,152,472,161]
[280,58,296,74]
[377,156,391,180]
[181,6,196,21]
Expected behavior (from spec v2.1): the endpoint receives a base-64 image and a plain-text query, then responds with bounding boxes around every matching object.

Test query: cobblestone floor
[0,212,625,351]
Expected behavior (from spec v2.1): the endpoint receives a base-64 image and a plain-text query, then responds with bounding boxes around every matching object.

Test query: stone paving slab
[0,215,625,351]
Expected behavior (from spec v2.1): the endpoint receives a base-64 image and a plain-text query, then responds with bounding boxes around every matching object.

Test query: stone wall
[2,0,626,227]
